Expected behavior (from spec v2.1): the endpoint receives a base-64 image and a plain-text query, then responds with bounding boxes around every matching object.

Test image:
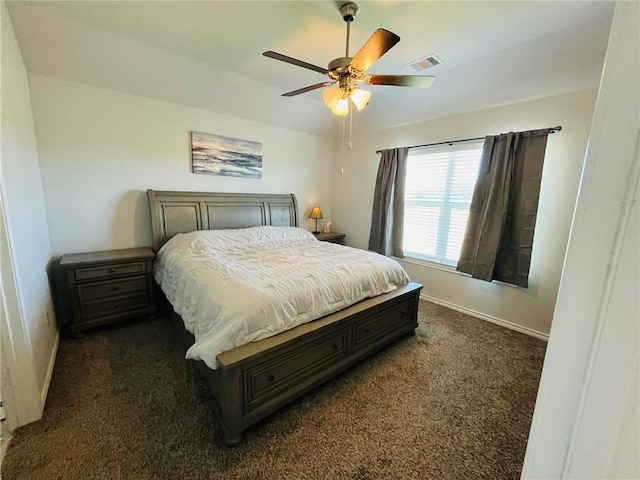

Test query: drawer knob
[112,286,119,291]
[113,304,120,310]
[332,344,339,350]
[364,328,371,334]
[109,268,116,273]
[267,374,275,382]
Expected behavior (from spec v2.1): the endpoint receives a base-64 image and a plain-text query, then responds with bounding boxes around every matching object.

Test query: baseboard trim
[419,293,550,341]
[40,332,59,408]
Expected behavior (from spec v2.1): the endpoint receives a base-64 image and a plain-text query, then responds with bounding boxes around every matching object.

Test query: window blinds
[403,141,483,265]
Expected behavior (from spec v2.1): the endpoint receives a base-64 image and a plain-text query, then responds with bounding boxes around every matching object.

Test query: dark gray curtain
[456,129,550,287]
[368,147,408,256]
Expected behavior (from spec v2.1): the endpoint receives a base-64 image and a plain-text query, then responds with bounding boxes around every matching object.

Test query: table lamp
[309,206,323,234]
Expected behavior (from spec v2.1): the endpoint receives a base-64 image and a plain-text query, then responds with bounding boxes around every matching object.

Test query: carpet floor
[2,300,546,480]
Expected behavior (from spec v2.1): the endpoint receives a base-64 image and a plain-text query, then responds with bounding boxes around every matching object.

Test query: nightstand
[313,232,346,245]
[57,248,156,336]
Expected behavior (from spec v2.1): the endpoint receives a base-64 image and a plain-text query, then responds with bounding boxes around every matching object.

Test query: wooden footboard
[168,282,422,445]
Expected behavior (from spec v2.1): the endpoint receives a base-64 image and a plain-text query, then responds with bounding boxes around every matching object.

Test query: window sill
[393,255,520,288]
[393,255,462,275]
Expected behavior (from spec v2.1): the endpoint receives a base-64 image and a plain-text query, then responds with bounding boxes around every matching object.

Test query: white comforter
[154,226,410,369]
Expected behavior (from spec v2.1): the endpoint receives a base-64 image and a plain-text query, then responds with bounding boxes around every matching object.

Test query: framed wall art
[191,131,262,179]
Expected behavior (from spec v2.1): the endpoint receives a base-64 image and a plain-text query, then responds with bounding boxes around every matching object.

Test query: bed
[147,189,423,445]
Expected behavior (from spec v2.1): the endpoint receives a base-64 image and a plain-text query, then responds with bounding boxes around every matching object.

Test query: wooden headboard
[147,190,299,251]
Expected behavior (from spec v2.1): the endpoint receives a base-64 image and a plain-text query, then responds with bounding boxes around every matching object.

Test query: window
[403,141,483,266]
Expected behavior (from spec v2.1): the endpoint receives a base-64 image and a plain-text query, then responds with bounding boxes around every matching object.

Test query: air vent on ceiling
[407,54,444,72]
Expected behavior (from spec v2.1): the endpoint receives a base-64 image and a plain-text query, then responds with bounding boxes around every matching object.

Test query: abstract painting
[191,131,262,179]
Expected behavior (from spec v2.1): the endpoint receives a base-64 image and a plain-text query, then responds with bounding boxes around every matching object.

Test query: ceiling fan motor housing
[339,2,358,23]
[328,57,352,73]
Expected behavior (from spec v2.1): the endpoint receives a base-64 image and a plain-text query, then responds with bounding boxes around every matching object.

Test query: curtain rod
[375,126,562,154]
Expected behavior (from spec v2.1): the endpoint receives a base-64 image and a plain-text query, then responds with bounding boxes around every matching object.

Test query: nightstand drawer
[78,276,147,302]
[81,294,150,321]
[75,261,147,281]
[323,237,344,245]
[313,232,345,245]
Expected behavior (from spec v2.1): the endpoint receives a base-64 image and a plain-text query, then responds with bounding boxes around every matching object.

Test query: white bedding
[154,226,410,369]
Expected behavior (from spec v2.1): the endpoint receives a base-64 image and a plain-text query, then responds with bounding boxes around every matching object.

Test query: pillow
[159,226,316,254]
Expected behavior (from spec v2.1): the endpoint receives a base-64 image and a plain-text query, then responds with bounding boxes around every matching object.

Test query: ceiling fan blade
[263,51,328,75]
[282,82,335,97]
[363,75,435,88]
[350,29,400,73]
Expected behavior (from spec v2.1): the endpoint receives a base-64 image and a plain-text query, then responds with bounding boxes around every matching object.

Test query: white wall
[523,1,639,477]
[0,1,57,427]
[27,73,335,256]
[331,90,597,337]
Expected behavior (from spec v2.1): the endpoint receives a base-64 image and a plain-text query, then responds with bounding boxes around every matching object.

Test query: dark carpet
[3,300,546,480]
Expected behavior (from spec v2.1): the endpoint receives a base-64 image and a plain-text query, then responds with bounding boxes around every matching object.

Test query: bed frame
[147,189,423,445]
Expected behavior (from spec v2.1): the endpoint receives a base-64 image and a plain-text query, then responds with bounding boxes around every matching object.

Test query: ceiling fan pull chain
[341,115,346,174]
[349,106,353,150]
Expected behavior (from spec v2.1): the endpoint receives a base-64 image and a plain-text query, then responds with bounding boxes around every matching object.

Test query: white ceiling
[6,1,615,138]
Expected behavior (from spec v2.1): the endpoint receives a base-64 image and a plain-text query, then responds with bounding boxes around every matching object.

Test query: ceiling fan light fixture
[350,87,371,111]
[323,85,370,116]
[323,86,350,116]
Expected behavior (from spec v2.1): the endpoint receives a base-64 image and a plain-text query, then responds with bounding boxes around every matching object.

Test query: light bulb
[350,88,371,111]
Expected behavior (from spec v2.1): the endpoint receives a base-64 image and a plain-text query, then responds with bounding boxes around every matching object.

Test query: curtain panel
[456,129,550,287]
[368,147,408,257]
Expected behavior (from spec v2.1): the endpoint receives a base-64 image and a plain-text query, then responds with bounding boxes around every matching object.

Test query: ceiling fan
[263,2,435,116]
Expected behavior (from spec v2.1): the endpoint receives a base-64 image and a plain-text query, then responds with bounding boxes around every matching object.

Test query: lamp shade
[322,87,341,108]
[350,88,371,111]
[309,206,323,220]
[334,98,350,116]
